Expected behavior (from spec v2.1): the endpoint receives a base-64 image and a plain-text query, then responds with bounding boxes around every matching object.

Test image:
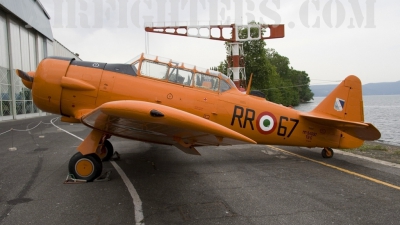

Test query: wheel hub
[75,159,94,177]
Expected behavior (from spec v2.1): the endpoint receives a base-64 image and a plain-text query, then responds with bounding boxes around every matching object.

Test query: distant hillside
[311,81,400,97]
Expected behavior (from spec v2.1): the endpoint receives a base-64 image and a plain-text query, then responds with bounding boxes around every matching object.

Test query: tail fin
[301,75,381,148]
[311,75,364,122]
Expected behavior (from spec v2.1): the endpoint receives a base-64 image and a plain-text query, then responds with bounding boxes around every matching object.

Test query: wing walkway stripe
[50,118,145,224]
[267,145,400,191]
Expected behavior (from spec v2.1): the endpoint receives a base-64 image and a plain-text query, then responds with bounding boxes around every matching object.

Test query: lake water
[295,95,400,146]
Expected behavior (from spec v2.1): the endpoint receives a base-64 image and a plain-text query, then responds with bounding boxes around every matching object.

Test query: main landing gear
[68,152,103,182]
[68,134,115,182]
[321,147,334,158]
[98,139,114,161]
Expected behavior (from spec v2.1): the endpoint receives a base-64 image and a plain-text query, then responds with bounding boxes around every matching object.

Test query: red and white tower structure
[145,23,284,89]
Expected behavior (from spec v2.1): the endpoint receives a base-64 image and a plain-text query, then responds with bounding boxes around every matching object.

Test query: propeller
[16,69,35,89]
[16,69,34,82]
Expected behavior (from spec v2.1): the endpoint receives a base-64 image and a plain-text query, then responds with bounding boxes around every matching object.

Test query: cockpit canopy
[127,53,236,93]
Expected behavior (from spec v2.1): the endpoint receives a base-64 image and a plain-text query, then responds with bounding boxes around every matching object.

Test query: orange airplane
[16,53,381,181]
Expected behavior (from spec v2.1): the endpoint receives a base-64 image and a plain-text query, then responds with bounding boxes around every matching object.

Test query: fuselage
[30,54,360,149]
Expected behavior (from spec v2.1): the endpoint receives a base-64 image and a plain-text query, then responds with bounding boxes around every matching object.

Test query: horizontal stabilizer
[301,113,367,128]
[300,113,381,141]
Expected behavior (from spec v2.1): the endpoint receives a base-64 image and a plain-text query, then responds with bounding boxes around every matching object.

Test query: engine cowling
[32,57,72,115]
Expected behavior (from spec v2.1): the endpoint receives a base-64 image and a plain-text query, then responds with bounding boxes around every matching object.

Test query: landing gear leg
[97,134,114,161]
[68,152,103,182]
[321,147,334,158]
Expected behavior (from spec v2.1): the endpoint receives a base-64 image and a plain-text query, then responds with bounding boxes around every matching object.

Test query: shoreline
[340,141,400,165]
[374,139,400,147]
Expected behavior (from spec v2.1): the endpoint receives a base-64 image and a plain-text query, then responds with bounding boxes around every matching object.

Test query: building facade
[0,0,80,121]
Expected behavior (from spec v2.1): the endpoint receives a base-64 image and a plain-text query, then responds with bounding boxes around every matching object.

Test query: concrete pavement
[1,116,399,224]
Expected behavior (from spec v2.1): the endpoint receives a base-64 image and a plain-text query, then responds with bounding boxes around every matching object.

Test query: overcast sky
[40,0,400,85]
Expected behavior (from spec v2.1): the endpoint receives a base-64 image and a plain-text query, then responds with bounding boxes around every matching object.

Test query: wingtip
[230,134,257,144]
[247,138,257,144]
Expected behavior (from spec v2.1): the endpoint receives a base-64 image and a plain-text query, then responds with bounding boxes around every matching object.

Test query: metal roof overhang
[0,0,53,40]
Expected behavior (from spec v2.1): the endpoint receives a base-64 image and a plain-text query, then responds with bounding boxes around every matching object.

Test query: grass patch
[358,144,388,152]
[394,151,400,155]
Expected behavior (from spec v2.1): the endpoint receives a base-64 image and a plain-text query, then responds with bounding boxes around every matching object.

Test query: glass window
[131,61,139,74]
[16,100,23,114]
[1,100,11,116]
[1,84,12,117]
[168,68,193,86]
[194,73,219,92]
[220,80,231,92]
[140,60,168,80]
[126,54,141,64]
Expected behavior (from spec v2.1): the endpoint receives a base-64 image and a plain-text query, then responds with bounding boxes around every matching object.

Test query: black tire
[321,147,334,158]
[99,140,114,161]
[68,152,103,182]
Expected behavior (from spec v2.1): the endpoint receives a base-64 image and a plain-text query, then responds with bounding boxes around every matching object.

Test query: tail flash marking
[334,98,345,112]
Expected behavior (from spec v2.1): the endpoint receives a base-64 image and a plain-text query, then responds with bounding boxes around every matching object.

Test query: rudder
[311,75,364,123]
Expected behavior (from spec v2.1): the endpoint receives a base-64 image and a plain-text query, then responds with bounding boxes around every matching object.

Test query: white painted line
[50,117,145,224]
[111,161,144,225]
[50,118,84,141]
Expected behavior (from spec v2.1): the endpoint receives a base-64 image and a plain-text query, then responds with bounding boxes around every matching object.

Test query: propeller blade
[16,69,34,82]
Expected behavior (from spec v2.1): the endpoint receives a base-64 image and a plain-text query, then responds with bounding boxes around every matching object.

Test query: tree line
[211,22,314,107]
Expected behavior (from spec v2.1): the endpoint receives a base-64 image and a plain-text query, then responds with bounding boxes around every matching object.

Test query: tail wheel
[321,147,334,158]
[98,140,114,161]
[68,152,102,182]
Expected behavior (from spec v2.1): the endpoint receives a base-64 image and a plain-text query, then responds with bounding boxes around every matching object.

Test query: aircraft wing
[300,113,381,141]
[81,100,256,155]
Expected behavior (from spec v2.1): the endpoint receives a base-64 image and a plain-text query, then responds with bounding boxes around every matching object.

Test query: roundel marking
[256,112,277,135]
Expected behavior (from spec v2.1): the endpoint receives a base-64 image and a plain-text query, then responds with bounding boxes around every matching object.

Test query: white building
[0,0,81,121]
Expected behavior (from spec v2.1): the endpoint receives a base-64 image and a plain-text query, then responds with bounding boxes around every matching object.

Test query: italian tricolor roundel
[256,112,277,135]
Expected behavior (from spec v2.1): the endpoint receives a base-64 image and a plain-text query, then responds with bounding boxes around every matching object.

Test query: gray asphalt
[1,116,400,225]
